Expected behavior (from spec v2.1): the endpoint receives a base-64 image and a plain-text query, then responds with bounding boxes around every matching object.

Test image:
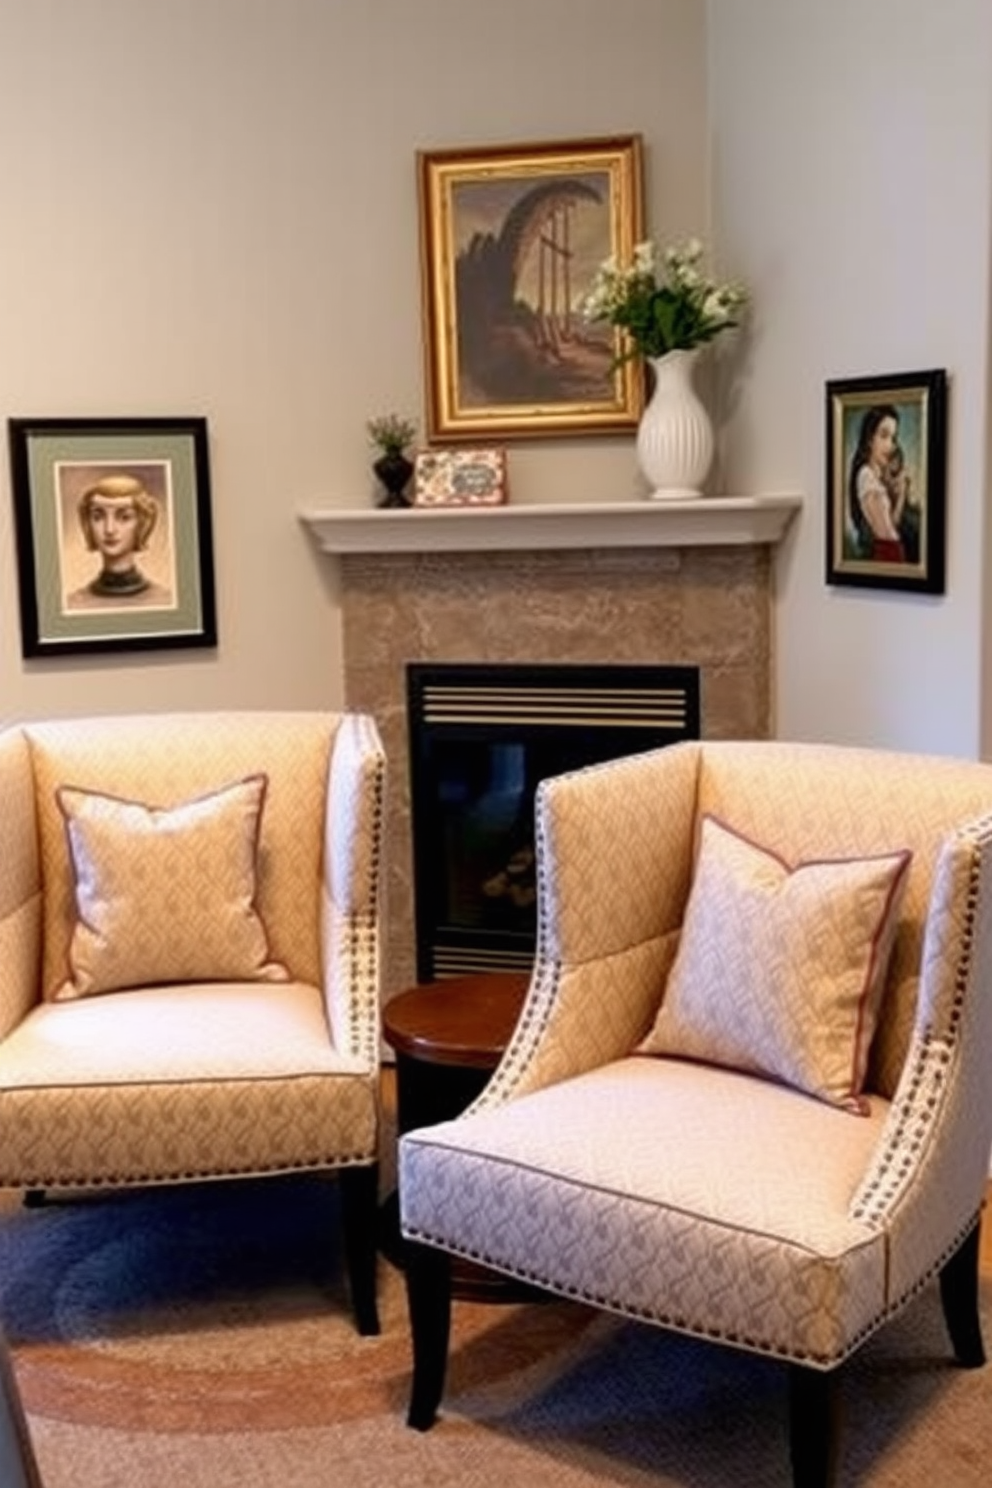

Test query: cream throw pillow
[639,815,911,1113]
[55,774,289,1000]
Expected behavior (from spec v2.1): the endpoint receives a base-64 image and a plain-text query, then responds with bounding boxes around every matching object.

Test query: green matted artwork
[7,416,216,657]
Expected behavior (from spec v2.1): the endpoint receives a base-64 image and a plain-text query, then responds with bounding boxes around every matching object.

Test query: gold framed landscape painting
[417,134,645,442]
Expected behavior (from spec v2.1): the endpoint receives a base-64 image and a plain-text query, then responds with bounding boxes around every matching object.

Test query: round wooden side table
[381,969,530,1299]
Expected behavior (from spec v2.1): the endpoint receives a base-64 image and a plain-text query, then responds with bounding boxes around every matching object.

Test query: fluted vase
[636,348,714,500]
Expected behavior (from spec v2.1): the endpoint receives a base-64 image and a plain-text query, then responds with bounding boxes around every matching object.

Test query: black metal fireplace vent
[407,662,701,982]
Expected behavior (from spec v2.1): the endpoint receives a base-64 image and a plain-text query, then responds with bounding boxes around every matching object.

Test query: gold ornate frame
[417,135,644,442]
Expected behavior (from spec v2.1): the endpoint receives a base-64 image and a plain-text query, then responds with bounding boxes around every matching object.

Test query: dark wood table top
[381,971,531,1071]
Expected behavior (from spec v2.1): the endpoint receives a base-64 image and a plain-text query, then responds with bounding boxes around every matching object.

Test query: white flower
[581,236,748,360]
[674,263,702,289]
[702,289,731,324]
[632,241,656,273]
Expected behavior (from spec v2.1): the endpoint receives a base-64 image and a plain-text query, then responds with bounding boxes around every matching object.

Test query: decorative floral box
[413,448,507,507]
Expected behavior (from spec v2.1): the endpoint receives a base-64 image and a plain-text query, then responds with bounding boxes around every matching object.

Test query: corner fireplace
[407,662,700,981]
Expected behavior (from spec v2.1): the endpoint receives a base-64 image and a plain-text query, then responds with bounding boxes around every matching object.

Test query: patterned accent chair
[400,741,992,1487]
[0,711,385,1335]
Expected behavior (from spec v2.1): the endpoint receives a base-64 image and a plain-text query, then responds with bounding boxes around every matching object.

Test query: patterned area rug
[0,1177,990,1487]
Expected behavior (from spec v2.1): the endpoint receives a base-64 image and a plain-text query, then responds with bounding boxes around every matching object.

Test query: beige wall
[0,0,708,725]
[708,0,992,759]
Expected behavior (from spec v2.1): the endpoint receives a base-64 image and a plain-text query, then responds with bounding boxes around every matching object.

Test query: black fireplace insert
[407,662,701,982]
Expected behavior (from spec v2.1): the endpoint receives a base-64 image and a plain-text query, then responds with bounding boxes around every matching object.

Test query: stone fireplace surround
[301,496,801,999]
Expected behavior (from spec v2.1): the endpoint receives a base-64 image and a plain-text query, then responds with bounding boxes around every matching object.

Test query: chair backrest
[22,712,340,997]
[696,740,992,1095]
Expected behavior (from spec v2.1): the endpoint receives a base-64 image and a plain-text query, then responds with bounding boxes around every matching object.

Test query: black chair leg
[788,1363,841,1488]
[339,1164,381,1336]
[404,1239,452,1430]
[939,1219,986,1367]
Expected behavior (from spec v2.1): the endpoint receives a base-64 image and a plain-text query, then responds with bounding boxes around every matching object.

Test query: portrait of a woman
[828,370,944,592]
[847,403,909,563]
[60,469,176,612]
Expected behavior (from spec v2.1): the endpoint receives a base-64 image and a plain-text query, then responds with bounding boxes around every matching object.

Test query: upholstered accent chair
[400,741,992,1487]
[0,711,385,1335]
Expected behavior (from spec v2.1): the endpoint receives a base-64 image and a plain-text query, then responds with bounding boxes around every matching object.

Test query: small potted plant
[367,413,417,508]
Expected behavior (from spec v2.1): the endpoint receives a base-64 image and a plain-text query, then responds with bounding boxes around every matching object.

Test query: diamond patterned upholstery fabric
[400,740,992,1369]
[0,712,385,1190]
[28,713,336,998]
[403,1059,890,1363]
[54,774,290,1000]
[638,815,911,1113]
[0,982,375,1183]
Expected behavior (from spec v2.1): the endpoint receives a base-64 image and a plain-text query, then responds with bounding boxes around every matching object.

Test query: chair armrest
[483,742,702,1104]
[851,812,992,1302]
[0,730,41,1044]
[321,713,386,1064]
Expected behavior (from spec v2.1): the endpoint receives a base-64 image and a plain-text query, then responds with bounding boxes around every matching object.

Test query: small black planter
[373,451,414,509]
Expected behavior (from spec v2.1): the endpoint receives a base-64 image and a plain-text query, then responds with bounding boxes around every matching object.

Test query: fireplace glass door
[407,663,700,981]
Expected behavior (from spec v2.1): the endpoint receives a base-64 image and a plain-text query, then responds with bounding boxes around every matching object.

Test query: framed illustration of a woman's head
[825,369,947,595]
[7,416,216,657]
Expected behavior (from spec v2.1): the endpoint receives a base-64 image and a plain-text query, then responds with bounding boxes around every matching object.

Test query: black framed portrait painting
[825,369,947,595]
[8,416,217,658]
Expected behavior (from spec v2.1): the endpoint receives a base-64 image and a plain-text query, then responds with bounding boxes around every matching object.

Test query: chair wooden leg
[404,1239,452,1430]
[939,1219,986,1368]
[339,1164,381,1336]
[788,1363,841,1488]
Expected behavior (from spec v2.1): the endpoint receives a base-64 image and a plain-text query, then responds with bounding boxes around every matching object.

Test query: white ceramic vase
[636,348,714,500]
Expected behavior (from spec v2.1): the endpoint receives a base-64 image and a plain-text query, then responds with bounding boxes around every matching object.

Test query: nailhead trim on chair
[460,779,565,1110]
[407,812,992,1372]
[410,785,992,1372]
[344,912,381,1064]
[1,712,387,1221]
[340,716,386,1068]
[402,1219,863,1370]
[18,1152,379,1191]
[881,1207,983,1317]
[407,1198,982,1371]
[479,959,562,1108]
[474,772,611,1109]
[853,814,992,1226]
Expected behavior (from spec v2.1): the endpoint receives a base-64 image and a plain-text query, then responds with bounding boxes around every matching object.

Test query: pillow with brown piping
[55,773,289,1000]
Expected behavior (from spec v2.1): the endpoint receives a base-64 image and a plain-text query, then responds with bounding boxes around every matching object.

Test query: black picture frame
[825,369,947,594]
[8,416,217,657]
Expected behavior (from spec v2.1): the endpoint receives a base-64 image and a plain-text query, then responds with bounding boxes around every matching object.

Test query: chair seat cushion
[0,983,376,1186]
[400,1057,891,1366]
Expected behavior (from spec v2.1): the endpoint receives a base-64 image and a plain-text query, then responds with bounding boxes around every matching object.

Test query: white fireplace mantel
[299,493,802,556]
